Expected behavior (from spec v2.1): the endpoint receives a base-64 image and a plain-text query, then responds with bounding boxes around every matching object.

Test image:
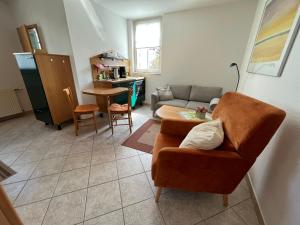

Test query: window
[134,18,161,73]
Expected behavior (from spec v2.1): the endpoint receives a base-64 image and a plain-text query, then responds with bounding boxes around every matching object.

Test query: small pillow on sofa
[179,119,224,150]
[156,86,174,101]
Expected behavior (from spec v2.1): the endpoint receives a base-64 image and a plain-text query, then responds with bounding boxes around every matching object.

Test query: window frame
[133,17,162,75]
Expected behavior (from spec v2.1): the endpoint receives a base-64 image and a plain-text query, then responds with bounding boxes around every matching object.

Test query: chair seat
[108,103,129,113]
[74,104,99,113]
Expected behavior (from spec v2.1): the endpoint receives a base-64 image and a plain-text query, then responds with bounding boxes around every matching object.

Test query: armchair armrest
[158,147,245,170]
[152,147,251,193]
[151,92,159,111]
[160,119,202,137]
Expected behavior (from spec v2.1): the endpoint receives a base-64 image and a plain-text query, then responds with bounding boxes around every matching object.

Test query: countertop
[94,76,144,84]
[83,87,128,96]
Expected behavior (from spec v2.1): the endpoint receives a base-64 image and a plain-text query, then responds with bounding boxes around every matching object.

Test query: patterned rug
[122,119,160,153]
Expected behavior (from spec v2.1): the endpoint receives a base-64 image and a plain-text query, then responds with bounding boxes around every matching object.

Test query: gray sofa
[151,85,222,116]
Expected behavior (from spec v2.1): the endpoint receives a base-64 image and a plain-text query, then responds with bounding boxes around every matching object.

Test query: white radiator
[0,89,23,119]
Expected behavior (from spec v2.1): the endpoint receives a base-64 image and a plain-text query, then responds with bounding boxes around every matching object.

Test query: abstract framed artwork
[247,0,300,76]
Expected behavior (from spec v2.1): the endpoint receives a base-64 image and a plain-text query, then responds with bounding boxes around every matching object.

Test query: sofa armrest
[209,98,220,112]
[160,119,202,137]
[151,92,159,111]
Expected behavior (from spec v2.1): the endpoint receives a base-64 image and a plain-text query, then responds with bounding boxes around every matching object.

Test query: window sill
[132,72,161,76]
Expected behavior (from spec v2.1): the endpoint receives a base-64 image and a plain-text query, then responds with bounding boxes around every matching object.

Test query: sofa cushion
[189,86,222,102]
[169,85,192,100]
[157,99,188,108]
[186,101,210,110]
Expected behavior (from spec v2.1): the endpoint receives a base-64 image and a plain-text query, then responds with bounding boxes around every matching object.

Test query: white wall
[9,0,73,55]
[0,1,31,111]
[239,1,300,225]
[63,0,128,104]
[131,0,257,102]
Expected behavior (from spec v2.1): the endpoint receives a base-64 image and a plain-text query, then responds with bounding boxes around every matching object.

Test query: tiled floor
[0,106,260,225]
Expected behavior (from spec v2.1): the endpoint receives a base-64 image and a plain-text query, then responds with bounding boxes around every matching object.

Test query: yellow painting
[248,0,300,76]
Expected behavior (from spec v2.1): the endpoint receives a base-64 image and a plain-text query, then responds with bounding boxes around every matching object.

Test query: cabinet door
[35,54,74,125]
[60,56,78,106]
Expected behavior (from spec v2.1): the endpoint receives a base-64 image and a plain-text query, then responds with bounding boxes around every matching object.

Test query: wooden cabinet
[35,54,78,126]
[14,53,78,129]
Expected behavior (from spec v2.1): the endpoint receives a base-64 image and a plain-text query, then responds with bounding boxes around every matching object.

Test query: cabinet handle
[50,58,53,62]
[62,60,65,63]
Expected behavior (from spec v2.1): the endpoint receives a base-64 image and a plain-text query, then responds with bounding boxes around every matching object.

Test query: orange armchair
[152,92,286,206]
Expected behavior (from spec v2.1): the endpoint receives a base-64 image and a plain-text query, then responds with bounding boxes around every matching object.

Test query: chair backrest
[63,87,76,111]
[128,88,133,108]
[107,88,133,109]
[212,92,286,159]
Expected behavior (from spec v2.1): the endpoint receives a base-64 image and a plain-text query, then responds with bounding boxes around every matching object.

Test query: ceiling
[92,0,241,19]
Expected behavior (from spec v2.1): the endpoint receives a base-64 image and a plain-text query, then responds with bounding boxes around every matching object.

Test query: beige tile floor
[0,106,260,225]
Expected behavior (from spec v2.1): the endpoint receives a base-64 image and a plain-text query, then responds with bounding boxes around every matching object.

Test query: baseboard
[0,112,24,122]
[246,174,266,225]
[0,110,33,122]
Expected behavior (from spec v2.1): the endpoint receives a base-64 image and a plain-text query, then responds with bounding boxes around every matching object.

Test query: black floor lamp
[230,63,240,92]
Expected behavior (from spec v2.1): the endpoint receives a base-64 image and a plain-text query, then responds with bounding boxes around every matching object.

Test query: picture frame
[247,0,300,76]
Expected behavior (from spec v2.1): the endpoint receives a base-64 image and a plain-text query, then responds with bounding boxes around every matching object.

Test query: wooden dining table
[82,87,128,97]
[82,87,129,115]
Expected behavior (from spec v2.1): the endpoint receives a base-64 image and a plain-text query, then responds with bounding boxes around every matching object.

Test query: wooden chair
[107,88,133,134]
[63,87,99,136]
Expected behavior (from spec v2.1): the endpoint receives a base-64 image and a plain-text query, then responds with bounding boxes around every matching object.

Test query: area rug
[122,119,160,153]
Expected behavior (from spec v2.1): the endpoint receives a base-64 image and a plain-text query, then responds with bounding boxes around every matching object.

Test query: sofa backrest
[169,85,191,100]
[212,92,286,159]
[189,85,222,103]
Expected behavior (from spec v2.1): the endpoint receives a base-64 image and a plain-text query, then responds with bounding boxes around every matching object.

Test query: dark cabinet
[14,53,78,128]
[112,79,145,108]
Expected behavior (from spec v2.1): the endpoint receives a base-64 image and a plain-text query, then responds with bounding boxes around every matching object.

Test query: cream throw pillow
[179,119,224,150]
[156,86,174,101]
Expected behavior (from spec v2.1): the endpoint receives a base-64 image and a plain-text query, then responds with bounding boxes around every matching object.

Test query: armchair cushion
[179,119,224,150]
